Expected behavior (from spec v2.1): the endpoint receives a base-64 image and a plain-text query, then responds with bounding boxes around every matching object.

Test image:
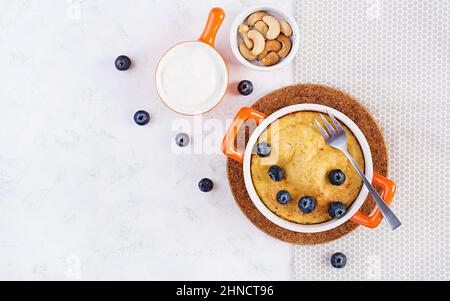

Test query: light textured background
[1,0,449,281]
[294,0,450,280]
[0,0,295,280]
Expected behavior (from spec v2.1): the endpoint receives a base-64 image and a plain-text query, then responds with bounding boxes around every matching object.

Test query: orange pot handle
[222,107,267,163]
[198,7,225,48]
[350,172,397,228]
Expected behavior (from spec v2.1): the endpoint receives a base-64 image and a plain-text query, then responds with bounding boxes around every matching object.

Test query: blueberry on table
[268,166,285,182]
[237,80,254,96]
[331,252,347,269]
[175,133,189,147]
[115,55,131,71]
[256,142,271,157]
[276,190,291,205]
[198,178,213,192]
[329,169,346,186]
[134,110,150,126]
[328,202,347,218]
[298,196,316,213]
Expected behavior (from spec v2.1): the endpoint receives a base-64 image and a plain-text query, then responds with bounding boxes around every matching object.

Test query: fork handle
[343,151,402,231]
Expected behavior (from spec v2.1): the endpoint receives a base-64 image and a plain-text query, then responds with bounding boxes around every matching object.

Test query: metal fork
[315,111,401,231]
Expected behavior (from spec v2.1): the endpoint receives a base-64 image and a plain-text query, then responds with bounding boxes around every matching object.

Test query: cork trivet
[226,84,388,245]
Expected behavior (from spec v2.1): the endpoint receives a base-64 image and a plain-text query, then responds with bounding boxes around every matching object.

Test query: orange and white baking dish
[222,104,397,233]
[156,8,229,116]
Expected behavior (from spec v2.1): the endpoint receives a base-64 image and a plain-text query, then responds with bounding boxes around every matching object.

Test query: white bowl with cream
[156,8,228,116]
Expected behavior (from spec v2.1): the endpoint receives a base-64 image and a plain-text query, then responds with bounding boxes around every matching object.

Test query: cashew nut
[238,41,257,61]
[247,30,266,56]
[262,15,281,40]
[280,20,293,37]
[238,24,253,49]
[247,11,266,26]
[276,34,292,58]
[261,52,280,67]
[254,21,269,38]
[257,40,282,61]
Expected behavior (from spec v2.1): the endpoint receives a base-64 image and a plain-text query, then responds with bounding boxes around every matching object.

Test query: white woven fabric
[294,0,450,280]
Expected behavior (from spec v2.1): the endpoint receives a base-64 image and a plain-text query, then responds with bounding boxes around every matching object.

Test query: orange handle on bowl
[223,108,397,229]
[222,107,267,163]
[350,172,397,228]
[199,7,225,48]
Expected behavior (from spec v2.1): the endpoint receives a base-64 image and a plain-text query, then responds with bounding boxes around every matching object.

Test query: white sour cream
[156,42,228,115]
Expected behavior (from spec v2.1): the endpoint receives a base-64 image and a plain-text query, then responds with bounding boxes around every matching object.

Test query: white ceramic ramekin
[222,104,397,233]
[230,5,300,71]
[155,8,228,116]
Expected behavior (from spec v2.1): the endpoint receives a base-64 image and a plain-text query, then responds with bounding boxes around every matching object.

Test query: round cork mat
[226,84,388,245]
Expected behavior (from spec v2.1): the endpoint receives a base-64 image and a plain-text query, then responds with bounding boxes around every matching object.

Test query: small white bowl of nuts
[230,5,299,71]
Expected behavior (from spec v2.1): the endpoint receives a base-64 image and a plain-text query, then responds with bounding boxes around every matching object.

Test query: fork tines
[314,111,344,139]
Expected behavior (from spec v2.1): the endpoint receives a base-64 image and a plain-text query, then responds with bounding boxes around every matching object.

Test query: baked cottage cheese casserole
[251,111,365,225]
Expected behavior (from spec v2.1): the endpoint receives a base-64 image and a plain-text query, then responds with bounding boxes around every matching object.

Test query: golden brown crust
[251,112,364,224]
[226,84,388,244]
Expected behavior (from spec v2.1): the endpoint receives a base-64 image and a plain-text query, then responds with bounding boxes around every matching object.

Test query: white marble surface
[0,0,296,280]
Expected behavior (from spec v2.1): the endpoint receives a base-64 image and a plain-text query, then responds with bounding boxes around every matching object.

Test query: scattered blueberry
[198,178,213,192]
[328,202,347,218]
[268,166,285,182]
[298,196,316,213]
[276,190,291,205]
[237,80,254,96]
[115,55,131,71]
[134,110,150,126]
[329,169,346,186]
[175,133,190,147]
[256,142,271,157]
[330,252,347,269]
